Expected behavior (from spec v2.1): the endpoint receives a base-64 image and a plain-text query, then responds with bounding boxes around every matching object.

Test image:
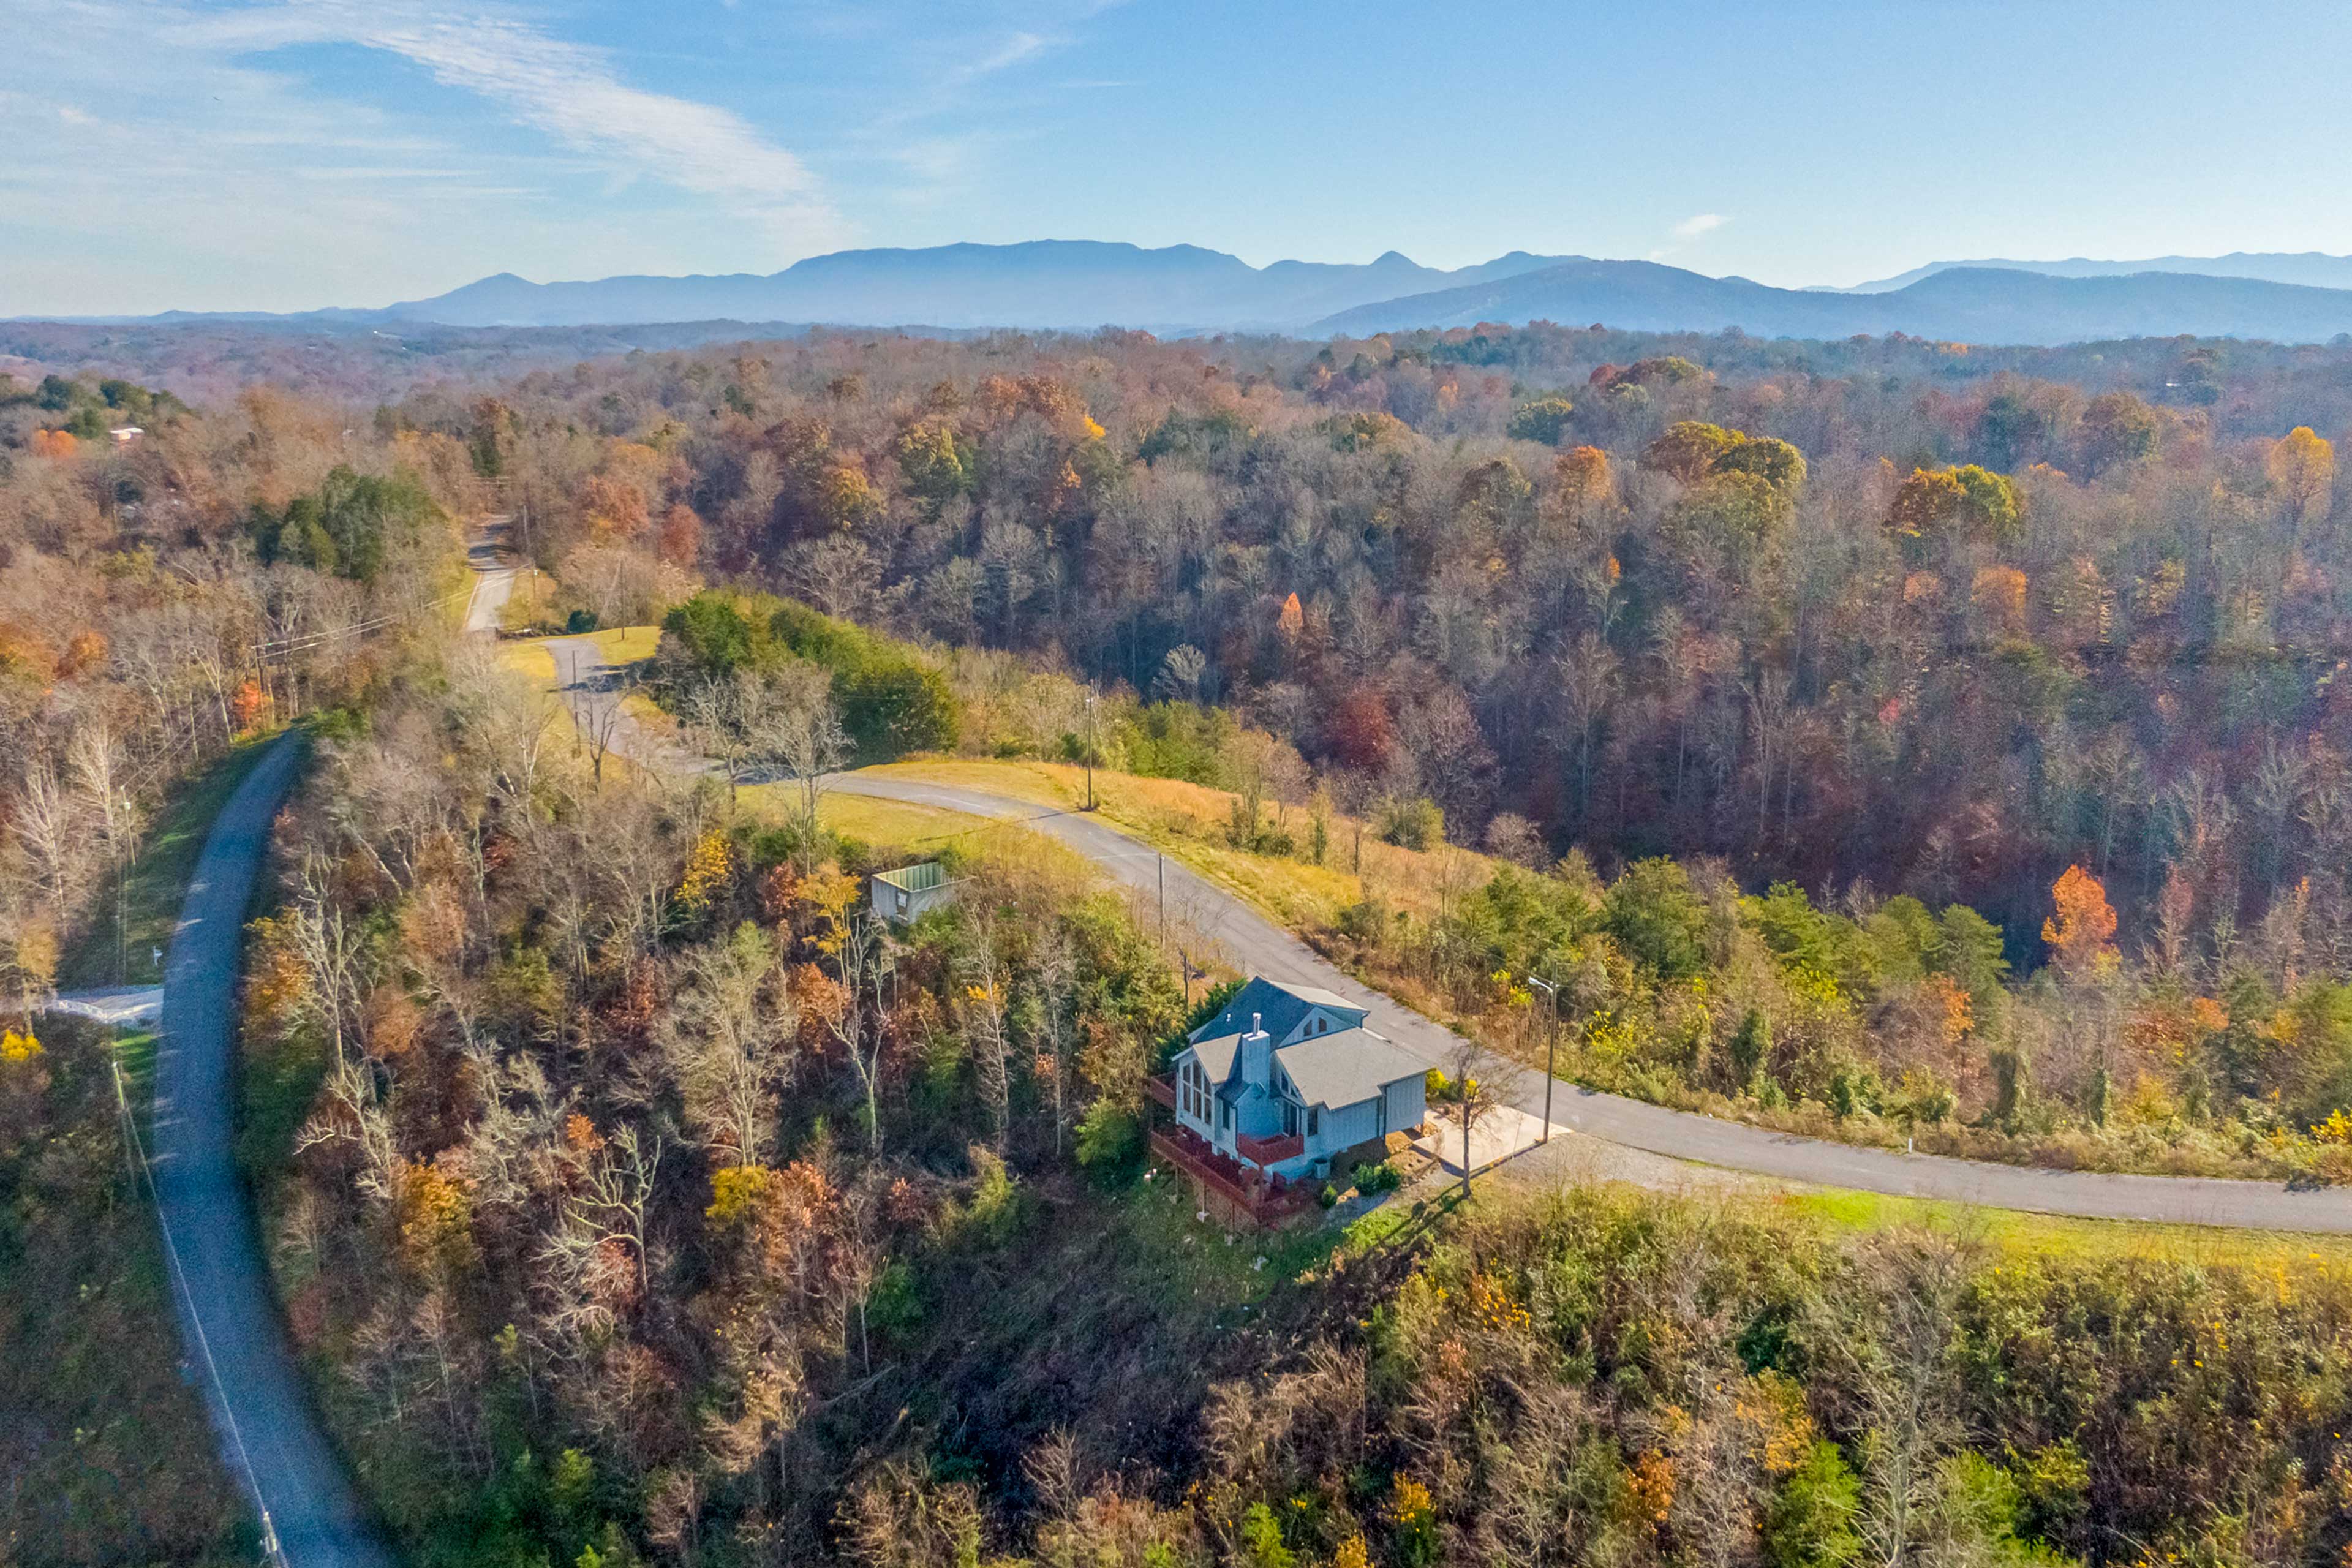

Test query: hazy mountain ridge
[369,241,1577,331]
[1311,260,2352,344]
[34,239,2352,345]
[1839,251,2352,293]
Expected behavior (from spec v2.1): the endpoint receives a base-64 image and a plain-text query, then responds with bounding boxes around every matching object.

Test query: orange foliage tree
[2042,864,2119,974]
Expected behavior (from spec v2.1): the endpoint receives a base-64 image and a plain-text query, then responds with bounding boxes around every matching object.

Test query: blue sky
[7,0,2352,315]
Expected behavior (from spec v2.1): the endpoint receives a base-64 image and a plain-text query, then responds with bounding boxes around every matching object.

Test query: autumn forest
[15,316,2352,1568]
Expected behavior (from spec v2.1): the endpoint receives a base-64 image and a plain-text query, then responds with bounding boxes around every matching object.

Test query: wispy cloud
[1672,213,1727,239]
[178,1,846,254]
[4,0,1123,314]
[962,30,1050,80]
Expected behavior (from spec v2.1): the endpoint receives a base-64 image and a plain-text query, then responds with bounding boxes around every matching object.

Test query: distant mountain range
[1309,260,2352,343]
[64,240,2352,346]
[151,242,1574,334]
[1833,251,2352,294]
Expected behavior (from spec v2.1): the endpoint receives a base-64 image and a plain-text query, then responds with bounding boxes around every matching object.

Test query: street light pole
[1525,974,1559,1143]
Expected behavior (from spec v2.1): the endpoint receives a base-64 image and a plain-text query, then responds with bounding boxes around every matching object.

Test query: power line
[109,1057,287,1568]
[249,578,477,656]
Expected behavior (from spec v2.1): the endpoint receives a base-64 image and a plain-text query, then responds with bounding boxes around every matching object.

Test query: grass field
[1776,1183,2352,1266]
[58,737,282,991]
[497,634,559,684]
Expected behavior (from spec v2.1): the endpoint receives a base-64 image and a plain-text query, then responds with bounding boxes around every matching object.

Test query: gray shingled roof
[1275,1028,1425,1111]
[1190,976,1369,1046]
[1189,1032,1243,1085]
[1277,983,1363,1013]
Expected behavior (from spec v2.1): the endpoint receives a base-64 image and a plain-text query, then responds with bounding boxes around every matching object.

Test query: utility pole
[1158,852,1166,951]
[1525,974,1560,1143]
[1082,688,1098,811]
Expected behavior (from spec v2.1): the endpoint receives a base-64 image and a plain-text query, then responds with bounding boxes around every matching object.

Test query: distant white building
[108,426,143,445]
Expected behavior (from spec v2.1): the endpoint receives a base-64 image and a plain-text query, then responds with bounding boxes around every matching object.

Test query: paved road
[136,525,527,1566]
[152,734,398,1567]
[464,516,516,634]
[541,640,2352,1233]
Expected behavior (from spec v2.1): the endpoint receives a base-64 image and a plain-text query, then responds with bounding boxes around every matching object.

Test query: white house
[1162,976,1428,1185]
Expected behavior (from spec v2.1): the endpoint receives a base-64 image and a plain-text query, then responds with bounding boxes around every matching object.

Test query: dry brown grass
[861,758,1506,931]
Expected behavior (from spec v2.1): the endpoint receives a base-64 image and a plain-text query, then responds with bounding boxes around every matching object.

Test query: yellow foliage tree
[1,1027,42,1062]
[677,830,733,915]
[794,864,862,956]
[707,1163,778,1224]
[1972,564,2029,627]
[2269,426,2335,527]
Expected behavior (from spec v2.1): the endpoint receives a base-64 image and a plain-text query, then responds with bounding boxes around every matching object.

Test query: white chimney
[1241,1012,1271,1085]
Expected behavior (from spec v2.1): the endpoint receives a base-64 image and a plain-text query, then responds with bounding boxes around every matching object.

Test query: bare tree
[824,915,892,1156]
[1035,924,1076,1159]
[70,714,141,980]
[288,853,369,1067]
[661,922,797,1166]
[961,907,1012,1152]
[564,1122,668,1302]
[1436,1026,1526,1204]
[746,662,850,874]
[12,753,81,911]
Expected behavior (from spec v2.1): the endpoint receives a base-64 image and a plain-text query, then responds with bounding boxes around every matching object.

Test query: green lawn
[1777,1183,2352,1268]
[58,736,280,990]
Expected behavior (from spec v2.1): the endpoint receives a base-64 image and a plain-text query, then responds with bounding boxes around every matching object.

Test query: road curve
[541,636,2352,1233]
[153,734,398,1567]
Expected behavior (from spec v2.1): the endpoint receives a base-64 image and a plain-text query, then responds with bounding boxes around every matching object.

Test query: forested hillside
[339,322,2352,958]
[233,620,2352,1568]
[23,318,2352,1565]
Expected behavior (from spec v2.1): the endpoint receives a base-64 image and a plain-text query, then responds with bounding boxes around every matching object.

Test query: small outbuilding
[870,861,956,924]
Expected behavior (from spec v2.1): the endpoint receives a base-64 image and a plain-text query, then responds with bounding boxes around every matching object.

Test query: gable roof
[1189,976,1369,1047]
[1187,1031,1243,1085]
[1277,983,1362,1012]
[1275,1028,1427,1111]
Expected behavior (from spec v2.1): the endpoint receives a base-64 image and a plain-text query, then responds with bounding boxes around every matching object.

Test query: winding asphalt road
[153,734,396,1567]
[546,633,2352,1233]
[133,518,526,1567]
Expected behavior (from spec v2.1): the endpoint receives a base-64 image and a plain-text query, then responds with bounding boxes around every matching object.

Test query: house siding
[1385,1076,1428,1137]
[1322,1097,1379,1152]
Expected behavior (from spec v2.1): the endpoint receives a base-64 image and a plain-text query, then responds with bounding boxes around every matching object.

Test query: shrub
[769,600,959,756]
[1074,1099,1142,1183]
[1377,796,1444,851]
[1604,858,1711,981]
[1764,1441,1861,1568]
